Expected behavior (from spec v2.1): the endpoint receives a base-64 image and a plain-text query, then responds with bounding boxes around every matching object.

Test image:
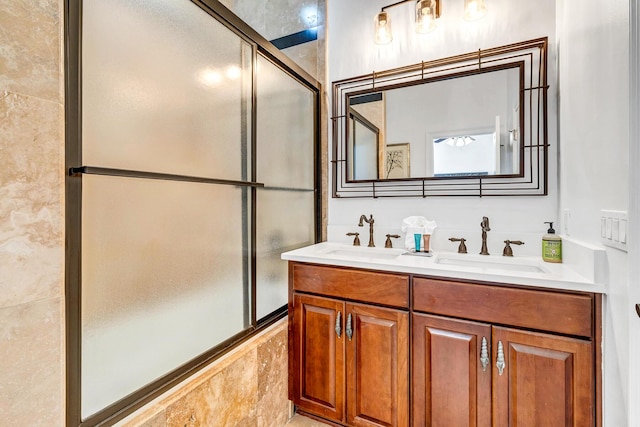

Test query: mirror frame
[331,37,549,198]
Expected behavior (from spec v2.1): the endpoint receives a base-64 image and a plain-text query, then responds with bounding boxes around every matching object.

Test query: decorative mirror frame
[331,37,549,198]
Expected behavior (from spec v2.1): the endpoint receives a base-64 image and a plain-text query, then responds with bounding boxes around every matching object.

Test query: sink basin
[435,254,547,273]
[323,246,406,261]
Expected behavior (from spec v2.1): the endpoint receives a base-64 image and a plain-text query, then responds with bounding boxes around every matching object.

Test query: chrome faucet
[358,214,375,247]
[480,216,491,255]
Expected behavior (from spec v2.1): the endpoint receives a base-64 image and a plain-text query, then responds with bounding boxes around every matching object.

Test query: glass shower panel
[256,55,315,189]
[256,188,315,320]
[82,0,252,181]
[80,175,249,417]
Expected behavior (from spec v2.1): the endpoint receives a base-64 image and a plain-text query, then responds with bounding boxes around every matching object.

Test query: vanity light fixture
[415,0,440,34]
[464,0,487,21]
[375,0,440,44]
[374,0,486,44]
[375,11,393,44]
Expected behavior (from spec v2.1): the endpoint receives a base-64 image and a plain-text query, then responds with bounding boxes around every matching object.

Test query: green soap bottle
[542,221,562,263]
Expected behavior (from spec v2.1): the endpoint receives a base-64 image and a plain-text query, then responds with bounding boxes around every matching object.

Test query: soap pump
[542,221,562,263]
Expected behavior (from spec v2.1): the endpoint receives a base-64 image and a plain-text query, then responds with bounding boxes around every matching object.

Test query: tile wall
[0,0,65,425]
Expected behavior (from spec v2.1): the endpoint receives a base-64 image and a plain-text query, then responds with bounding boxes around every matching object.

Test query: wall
[327,0,559,253]
[0,0,65,424]
[556,0,632,425]
[629,3,640,424]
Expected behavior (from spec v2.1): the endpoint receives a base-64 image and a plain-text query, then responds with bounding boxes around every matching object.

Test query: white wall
[629,3,640,424]
[557,1,633,425]
[327,0,558,253]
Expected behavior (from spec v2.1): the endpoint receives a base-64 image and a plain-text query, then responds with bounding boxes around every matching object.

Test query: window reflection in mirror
[346,64,523,180]
[348,109,380,181]
[433,132,496,177]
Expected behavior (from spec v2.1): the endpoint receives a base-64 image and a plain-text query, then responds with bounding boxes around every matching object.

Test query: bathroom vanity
[284,243,602,427]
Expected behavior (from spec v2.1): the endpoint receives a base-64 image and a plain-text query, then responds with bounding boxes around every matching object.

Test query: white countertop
[282,242,606,294]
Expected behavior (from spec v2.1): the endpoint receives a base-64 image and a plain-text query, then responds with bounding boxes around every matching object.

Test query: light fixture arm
[381,0,416,12]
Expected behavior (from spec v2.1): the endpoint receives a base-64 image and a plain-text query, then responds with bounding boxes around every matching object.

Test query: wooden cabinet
[346,303,409,427]
[291,294,345,421]
[412,314,594,427]
[412,314,492,427]
[412,278,599,427]
[289,264,410,427]
[492,326,594,426]
[289,262,601,427]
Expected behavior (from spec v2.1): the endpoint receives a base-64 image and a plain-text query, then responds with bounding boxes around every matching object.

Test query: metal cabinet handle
[480,336,490,371]
[496,340,506,376]
[346,313,353,341]
[335,311,342,338]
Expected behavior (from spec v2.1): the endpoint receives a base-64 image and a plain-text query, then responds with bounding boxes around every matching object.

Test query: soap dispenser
[542,222,562,263]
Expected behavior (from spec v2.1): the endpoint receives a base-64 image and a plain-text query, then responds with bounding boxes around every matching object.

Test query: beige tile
[0,297,63,426]
[282,41,319,81]
[0,0,61,101]
[0,92,63,308]
[136,411,167,427]
[285,414,331,426]
[264,0,320,41]
[229,0,267,37]
[164,349,258,427]
[256,327,289,427]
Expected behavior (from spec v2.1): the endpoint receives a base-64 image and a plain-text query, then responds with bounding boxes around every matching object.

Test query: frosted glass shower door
[255,55,316,319]
[82,0,252,180]
[80,0,253,417]
[81,176,249,416]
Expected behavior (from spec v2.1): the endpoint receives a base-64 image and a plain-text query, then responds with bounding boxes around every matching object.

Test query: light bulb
[416,0,437,34]
[464,0,487,21]
[374,12,393,44]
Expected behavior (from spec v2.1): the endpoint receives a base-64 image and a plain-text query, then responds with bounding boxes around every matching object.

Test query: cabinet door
[492,327,594,427]
[346,303,409,427]
[292,294,345,422]
[412,314,492,427]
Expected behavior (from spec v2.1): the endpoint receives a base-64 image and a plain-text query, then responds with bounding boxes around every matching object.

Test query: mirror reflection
[347,65,523,181]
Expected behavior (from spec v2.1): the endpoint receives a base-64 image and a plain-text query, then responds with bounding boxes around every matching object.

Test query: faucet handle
[346,232,360,246]
[385,234,400,248]
[449,237,468,254]
[503,240,524,256]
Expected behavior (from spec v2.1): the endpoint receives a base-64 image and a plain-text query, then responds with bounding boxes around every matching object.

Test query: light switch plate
[563,209,571,235]
[600,210,628,251]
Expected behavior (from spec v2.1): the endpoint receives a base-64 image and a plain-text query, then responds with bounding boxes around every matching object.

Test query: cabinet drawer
[413,277,593,338]
[291,262,410,308]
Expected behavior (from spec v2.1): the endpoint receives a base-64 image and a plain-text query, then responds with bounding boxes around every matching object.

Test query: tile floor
[285,413,331,426]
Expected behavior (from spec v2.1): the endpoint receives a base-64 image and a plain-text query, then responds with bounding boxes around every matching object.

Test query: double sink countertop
[282,240,607,294]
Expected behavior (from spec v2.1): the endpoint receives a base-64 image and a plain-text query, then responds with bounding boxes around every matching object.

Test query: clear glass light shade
[374,12,392,44]
[464,0,487,21]
[416,0,437,34]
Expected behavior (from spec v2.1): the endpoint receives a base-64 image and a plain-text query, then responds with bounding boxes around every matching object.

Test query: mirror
[332,38,548,197]
[348,65,522,181]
